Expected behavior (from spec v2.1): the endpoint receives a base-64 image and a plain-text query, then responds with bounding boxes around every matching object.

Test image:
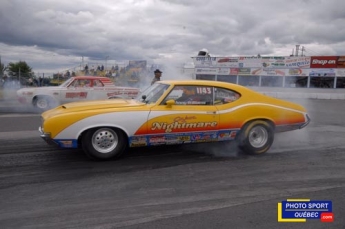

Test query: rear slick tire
[237,120,274,155]
[34,96,58,111]
[34,96,50,111]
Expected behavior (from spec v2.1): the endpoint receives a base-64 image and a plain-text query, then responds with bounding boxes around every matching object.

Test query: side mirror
[165,99,176,107]
[141,95,147,102]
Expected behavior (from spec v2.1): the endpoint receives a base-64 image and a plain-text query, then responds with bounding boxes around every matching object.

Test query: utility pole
[295,45,300,57]
[301,46,305,56]
[105,56,109,71]
[81,56,84,70]
[19,67,21,87]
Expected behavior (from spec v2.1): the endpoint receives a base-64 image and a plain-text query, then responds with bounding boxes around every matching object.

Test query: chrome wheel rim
[37,98,48,109]
[248,126,268,148]
[92,128,118,154]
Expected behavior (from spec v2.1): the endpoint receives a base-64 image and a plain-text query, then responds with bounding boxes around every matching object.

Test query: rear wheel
[33,96,57,111]
[237,120,274,155]
[82,127,127,160]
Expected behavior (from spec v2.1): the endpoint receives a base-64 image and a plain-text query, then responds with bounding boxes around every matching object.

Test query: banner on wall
[238,57,262,68]
[193,57,218,67]
[193,57,239,68]
[238,68,251,75]
[192,55,345,77]
[261,56,285,68]
[230,68,239,75]
[310,56,337,68]
[336,69,345,76]
[251,68,285,76]
[287,68,310,76]
[193,55,345,68]
[216,57,239,67]
[309,69,336,77]
[285,57,311,68]
[217,68,231,75]
[251,68,262,75]
[195,67,219,75]
[261,68,286,76]
[195,67,311,76]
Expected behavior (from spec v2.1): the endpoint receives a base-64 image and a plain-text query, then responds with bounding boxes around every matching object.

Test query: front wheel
[82,127,127,160]
[33,96,58,111]
[237,120,274,155]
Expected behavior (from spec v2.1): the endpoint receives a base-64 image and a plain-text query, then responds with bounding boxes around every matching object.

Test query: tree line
[0,59,59,87]
[0,59,34,80]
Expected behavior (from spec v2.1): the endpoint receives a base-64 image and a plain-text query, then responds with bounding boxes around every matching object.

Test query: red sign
[337,56,345,68]
[310,56,337,68]
[230,68,239,75]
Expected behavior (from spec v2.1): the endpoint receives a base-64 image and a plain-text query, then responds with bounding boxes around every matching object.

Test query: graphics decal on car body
[65,92,88,99]
[48,99,308,148]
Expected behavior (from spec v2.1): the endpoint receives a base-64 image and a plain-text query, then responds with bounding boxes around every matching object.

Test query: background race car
[17,76,140,111]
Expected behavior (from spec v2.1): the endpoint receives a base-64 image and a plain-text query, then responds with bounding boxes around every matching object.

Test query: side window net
[214,87,241,104]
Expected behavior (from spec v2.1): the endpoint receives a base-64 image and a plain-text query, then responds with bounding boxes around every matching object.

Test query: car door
[61,79,93,103]
[91,79,108,99]
[213,86,242,141]
[146,85,219,145]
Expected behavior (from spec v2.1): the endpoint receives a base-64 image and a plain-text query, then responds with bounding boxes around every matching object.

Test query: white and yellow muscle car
[17,76,140,111]
[39,80,310,160]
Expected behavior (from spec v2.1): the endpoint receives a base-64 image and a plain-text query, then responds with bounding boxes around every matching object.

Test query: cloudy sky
[0,0,345,75]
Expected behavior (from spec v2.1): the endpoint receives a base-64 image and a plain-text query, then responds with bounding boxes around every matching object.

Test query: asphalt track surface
[0,99,344,229]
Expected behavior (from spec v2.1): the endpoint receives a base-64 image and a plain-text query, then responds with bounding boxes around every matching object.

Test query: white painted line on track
[0,113,40,118]
[0,130,40,140]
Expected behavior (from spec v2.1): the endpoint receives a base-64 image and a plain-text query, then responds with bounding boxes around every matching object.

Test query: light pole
[18,67,21,87]
[81,56,84,71]
[105,56,109,71]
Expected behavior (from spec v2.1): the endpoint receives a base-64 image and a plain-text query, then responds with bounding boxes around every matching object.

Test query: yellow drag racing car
[39,80,310,160]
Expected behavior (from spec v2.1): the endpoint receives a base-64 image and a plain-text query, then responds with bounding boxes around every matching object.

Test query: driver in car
[175,86,209,105]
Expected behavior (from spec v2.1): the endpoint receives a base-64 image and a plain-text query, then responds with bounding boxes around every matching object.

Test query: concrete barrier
[249,87,345,100]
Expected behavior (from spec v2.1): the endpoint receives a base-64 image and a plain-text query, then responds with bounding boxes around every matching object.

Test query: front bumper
[38,126,58,146]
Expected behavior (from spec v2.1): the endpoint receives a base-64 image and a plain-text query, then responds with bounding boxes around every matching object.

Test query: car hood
[42,99,146,120]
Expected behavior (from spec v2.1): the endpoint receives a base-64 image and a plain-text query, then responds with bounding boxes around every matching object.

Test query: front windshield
[59,77,75,87]
[135,83,170,104]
